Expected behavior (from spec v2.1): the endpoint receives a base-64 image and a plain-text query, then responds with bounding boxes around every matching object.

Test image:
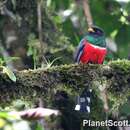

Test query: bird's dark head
[86,26,106,47]
[88,26,104,37]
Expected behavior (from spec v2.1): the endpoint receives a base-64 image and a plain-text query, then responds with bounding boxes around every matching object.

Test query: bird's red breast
[80,41,107,64]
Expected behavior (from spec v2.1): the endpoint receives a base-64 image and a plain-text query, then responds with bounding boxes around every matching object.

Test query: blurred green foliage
[27,34,40,69]
[49,0,130,58]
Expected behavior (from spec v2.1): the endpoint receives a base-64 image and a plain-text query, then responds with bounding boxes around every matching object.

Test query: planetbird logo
[83,120,130,127]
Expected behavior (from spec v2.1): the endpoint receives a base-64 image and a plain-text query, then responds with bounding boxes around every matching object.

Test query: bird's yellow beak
[88,27,95,32]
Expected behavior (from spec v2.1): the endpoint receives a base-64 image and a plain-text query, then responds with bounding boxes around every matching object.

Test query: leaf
[11,0,16,10]
[53,15,62,24]
[27,47,33,56]
[0,58,4,66]
[0,112,20,120]
[0,118,6,128]
[47,0,52,7]
[49,57,61,67]
[36,123,43,130]
[4,57,19,63]
[2,66,16,82]
[0,112,9,119]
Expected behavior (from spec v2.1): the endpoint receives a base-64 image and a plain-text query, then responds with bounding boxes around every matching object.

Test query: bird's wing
[74,38,86,63]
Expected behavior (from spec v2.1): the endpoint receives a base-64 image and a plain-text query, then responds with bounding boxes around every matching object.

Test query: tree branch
[0,60,130,108]
[37,0,46,56]
[82,0,93,27]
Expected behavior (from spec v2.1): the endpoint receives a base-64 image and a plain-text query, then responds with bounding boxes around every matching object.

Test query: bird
[74,26,107,113]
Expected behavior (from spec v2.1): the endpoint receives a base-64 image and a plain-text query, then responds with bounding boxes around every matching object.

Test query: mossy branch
[0,60,130,108]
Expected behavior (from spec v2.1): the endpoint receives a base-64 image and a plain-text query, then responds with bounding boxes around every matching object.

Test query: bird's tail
[75,88,92,113]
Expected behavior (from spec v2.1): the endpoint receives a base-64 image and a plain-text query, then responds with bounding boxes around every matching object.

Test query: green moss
[109,59,130,72]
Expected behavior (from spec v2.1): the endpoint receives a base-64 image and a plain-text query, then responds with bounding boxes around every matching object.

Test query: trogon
[74,26,107,113]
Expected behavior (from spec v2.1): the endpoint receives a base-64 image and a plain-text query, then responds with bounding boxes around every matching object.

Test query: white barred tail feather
[75,89,92,113]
